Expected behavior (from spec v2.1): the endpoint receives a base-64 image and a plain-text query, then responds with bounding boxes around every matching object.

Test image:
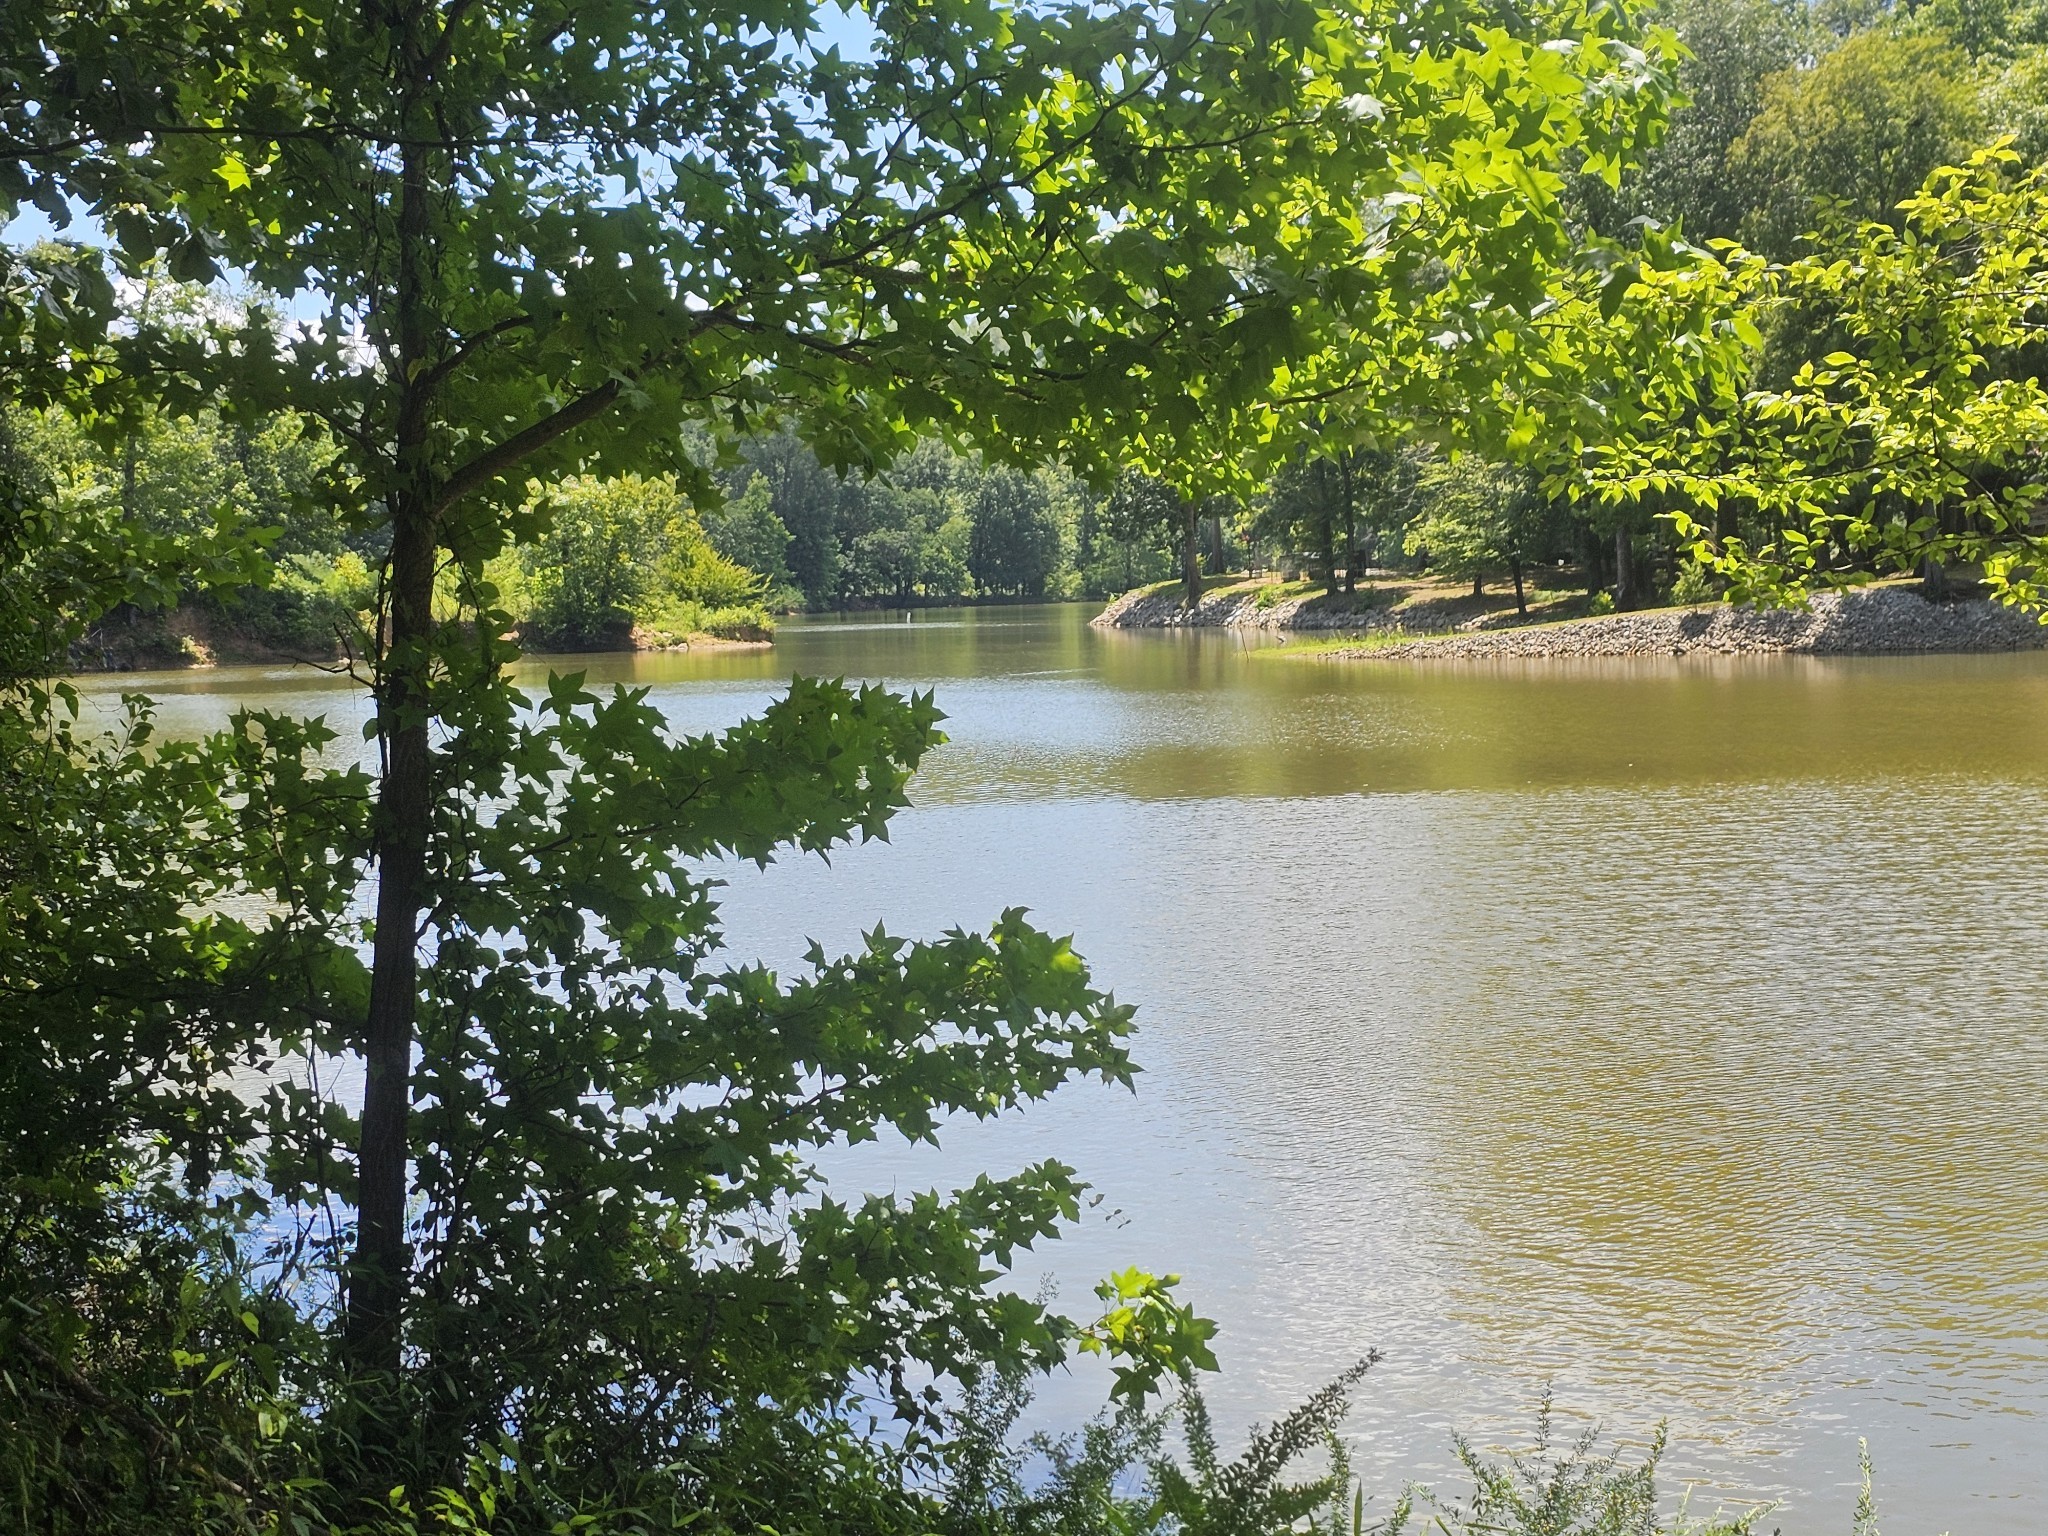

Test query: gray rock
[1343,589,2048,660]
[1090,584,2048,658]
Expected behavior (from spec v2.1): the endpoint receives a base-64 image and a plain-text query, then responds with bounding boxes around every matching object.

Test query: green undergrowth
[637,598,777,645]
[1255,630,1456,657]
[1254,578,1323,608]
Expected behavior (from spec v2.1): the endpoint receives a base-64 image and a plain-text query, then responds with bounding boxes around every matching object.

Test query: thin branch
[418,313,532,392]
[430,378,622,515]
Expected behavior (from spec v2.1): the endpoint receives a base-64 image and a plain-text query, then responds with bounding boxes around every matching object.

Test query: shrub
[1669,560,1721,607]
[663,537,768,609]
[218,550,376,653]
[637,599,776,645]
[1386,1397,1777,1536]
[513,476,773,648]
[939,1357,1374,1536]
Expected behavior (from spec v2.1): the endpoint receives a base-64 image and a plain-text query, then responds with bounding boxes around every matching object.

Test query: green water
[94,603,2048,1532]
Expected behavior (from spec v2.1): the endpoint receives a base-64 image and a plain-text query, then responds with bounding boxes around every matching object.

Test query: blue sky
[2,2,883,255]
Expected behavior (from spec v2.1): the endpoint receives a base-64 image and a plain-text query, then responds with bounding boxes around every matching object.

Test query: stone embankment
[1092,582,1502,633]
[1353,588,2048,660]
[1094,580,2048,657]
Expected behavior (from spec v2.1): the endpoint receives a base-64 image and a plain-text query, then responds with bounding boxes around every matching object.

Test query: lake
[96,602,2048,1533]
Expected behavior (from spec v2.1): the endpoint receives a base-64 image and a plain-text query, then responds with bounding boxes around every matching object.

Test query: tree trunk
[1471,571,1483,598]
[1511,557,1526,615]
[1920,503,1947,601]
[1338,453,1357,595]
[1181,502,1201,608]
[344,37,439,1465]
[1919,554,1946,603]
[347,496,435,1377]
[1614,523,1634,609]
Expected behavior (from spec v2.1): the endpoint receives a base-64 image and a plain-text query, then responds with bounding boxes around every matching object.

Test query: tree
[1250,445,1423,593]
[735,433,860,607]
[22,399,340,552]
[1730,29,1989,255]
[1591,147,2048,611]
[1080,472,1179,596]
[1634,0,1814,242]
[1256,451,1352,589]
[702,474,796,598]
[849,482,956,601]
[969,467,1061,598]
[511,474,761,648]
[1403,454,1560,610]
[1347,448,1431,580]
[8,0,1680,1516]
[1100,472,1200,602]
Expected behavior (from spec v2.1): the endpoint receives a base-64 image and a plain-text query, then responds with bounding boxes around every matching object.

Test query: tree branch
[419,313,532,392]
[430,378,622,516]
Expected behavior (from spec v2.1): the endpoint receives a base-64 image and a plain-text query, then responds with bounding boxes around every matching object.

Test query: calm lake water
[94,603,2048,1533]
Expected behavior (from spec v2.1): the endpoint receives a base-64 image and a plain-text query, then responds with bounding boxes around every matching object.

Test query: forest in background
[16,0,2041,661]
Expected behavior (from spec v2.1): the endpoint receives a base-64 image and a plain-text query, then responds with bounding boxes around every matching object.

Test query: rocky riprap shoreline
[1093,581,2048,657]
[1091,581,1507,633]
[1348,587,2048,660]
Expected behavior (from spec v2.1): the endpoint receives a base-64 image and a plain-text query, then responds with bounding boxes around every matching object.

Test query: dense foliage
[1,0,1689,1528]
[1177,0,2048,609]
[1596,145,2048,606]
[678,0,2048,616]
[11,0,2033,1525]
[1552,0,2048,604]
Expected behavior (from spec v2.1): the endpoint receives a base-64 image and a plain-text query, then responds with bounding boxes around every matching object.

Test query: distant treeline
[712,433,1656,615]
[19,0,2048,651]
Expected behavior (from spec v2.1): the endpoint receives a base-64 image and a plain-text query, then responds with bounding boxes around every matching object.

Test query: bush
[1387,1399,1780,1536]
[1669,560,1721,607]
[664,537,768,609]
[939,1358,1373,1536]
[216,550,376,653]
[513,476,774,648]
[637,599,776,645]
[698,603,776,640]
[0,1185,325,1536]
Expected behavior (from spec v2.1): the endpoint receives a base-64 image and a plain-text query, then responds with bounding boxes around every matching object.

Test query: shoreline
[1342,588,2048,660]
[1091,577,1536,633]
[1096,581,2048,659]
[67,620,773,675]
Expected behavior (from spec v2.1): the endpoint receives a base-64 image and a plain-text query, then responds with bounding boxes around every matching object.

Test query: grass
[1251,630,1457,658]
[1254,578,1323,609]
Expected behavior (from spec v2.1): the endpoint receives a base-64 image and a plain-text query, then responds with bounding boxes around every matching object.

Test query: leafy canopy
[1584,145,2048,609]
[2,0,1694,1524]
